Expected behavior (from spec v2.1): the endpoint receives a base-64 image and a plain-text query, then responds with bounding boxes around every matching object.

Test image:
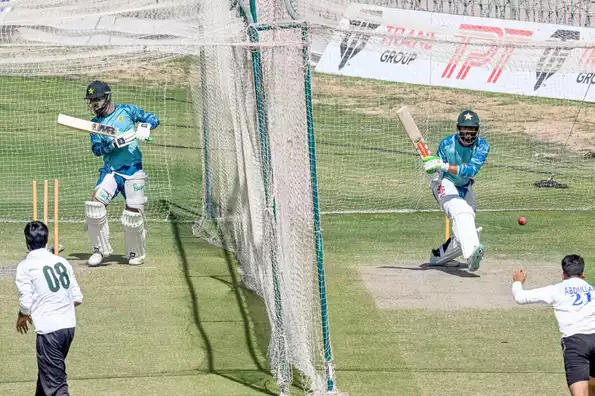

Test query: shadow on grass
[164,199,281,395]
[68,252,130,266]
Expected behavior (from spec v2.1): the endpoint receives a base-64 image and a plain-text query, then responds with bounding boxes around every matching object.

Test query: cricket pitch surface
[360,255,560,310]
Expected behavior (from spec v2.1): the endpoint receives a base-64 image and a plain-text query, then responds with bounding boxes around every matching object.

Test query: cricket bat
[57,114,153,142]
[396,106,432,159]
[57,113,119,137]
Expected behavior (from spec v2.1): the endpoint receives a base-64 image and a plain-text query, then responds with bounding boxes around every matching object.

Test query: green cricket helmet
[85,80,112,116]
[456,110,480,146]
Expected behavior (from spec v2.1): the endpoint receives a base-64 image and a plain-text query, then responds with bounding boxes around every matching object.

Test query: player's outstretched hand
[16,313,32,334]
[513,269,527,284]
[423,155,449,174]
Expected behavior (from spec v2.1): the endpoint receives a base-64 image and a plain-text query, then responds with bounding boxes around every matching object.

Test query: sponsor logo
[576,73,595,85]
[378,26,434,66]
[97,189,110,202]
[380,51,417,65]
[442,24,533,83]
[438,184,446,198]
[534,29,579,91]
[133,183,144,192]
[577,48,595,85]
[383,25,434,50]
[91,123,117,136]
[338,9,382,70]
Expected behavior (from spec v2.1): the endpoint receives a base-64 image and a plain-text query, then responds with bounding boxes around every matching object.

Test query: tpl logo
[442,24,533,83]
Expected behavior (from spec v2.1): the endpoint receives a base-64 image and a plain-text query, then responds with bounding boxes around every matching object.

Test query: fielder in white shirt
[512,254,595,396]
[15,221,83,396]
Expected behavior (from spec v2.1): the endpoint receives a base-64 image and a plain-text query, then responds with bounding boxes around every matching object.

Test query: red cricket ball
[518,216,527,226]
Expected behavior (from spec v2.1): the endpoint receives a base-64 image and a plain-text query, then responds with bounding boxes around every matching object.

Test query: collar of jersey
[27,248,50,258]
[563,277,589,284]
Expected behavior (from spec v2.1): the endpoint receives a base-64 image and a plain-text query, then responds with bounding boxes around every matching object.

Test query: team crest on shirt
[117,116,124,121]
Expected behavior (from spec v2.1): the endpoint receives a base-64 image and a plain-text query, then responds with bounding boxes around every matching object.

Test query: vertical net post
[301,22,337,393]
[200,49,215,221]
[246,6,291,391]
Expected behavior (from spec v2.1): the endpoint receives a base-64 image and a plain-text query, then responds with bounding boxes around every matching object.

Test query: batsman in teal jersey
[422,110,490,272]
[83,80,159,267]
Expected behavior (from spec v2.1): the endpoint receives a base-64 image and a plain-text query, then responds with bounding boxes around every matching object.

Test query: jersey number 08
[43,263,70,292]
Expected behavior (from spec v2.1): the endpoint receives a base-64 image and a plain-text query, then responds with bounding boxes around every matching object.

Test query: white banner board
[316,4,595,102]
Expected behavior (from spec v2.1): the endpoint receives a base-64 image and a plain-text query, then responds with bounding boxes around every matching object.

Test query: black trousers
[562,332,595,386]
[35,327,75,396]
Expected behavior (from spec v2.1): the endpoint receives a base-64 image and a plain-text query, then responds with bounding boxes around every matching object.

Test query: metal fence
[358,0,595,26]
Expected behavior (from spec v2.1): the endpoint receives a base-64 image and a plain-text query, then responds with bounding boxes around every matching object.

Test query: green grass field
[0,71,594,395]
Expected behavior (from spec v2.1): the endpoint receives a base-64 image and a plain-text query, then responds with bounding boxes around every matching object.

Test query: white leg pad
[85,201,113,255]
[121,209,146,261]
[444,198,479,259]
[122,170,148,212]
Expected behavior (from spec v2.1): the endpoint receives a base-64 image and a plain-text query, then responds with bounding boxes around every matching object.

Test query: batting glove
[112,130,137,149]
[423,155,449,174]
[135,122,151,142]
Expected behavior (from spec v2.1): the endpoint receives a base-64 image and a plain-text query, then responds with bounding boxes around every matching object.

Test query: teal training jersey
[90,104,159,172]
[437,134,490,187]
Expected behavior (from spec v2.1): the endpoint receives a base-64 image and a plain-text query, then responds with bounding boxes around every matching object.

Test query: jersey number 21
[573,292,592,306]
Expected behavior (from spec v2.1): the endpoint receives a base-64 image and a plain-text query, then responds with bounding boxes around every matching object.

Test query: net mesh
[0,1,204,222]
[10,0,595,393]
[3,0,332,393]
[194,1,330,394]
[290,0,595,27]
[289,1,595,214]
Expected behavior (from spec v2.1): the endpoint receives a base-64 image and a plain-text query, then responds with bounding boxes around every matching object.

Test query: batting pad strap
[85,201,112,255]
[94,187,113,205]
[121,210,145,260]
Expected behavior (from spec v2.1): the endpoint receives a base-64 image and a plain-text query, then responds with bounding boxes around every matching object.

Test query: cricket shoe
[429,247,461,267]
[429,227,483,267]
[466,243,484,272]
[128,253,145,266]
[87,247,112,267]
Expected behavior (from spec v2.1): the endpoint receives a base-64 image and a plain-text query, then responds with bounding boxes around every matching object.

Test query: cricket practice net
[194,0,340,394]
[288,0,595,215]
[1,1,338,394]
[0,1,205,222]
[6,0,595,393]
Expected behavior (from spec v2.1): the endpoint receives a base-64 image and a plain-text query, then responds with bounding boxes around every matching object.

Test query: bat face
[57,114,120,138]
[91,122,117,136]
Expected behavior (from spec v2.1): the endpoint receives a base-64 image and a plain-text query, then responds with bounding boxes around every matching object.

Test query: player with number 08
[15,221,83,396]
